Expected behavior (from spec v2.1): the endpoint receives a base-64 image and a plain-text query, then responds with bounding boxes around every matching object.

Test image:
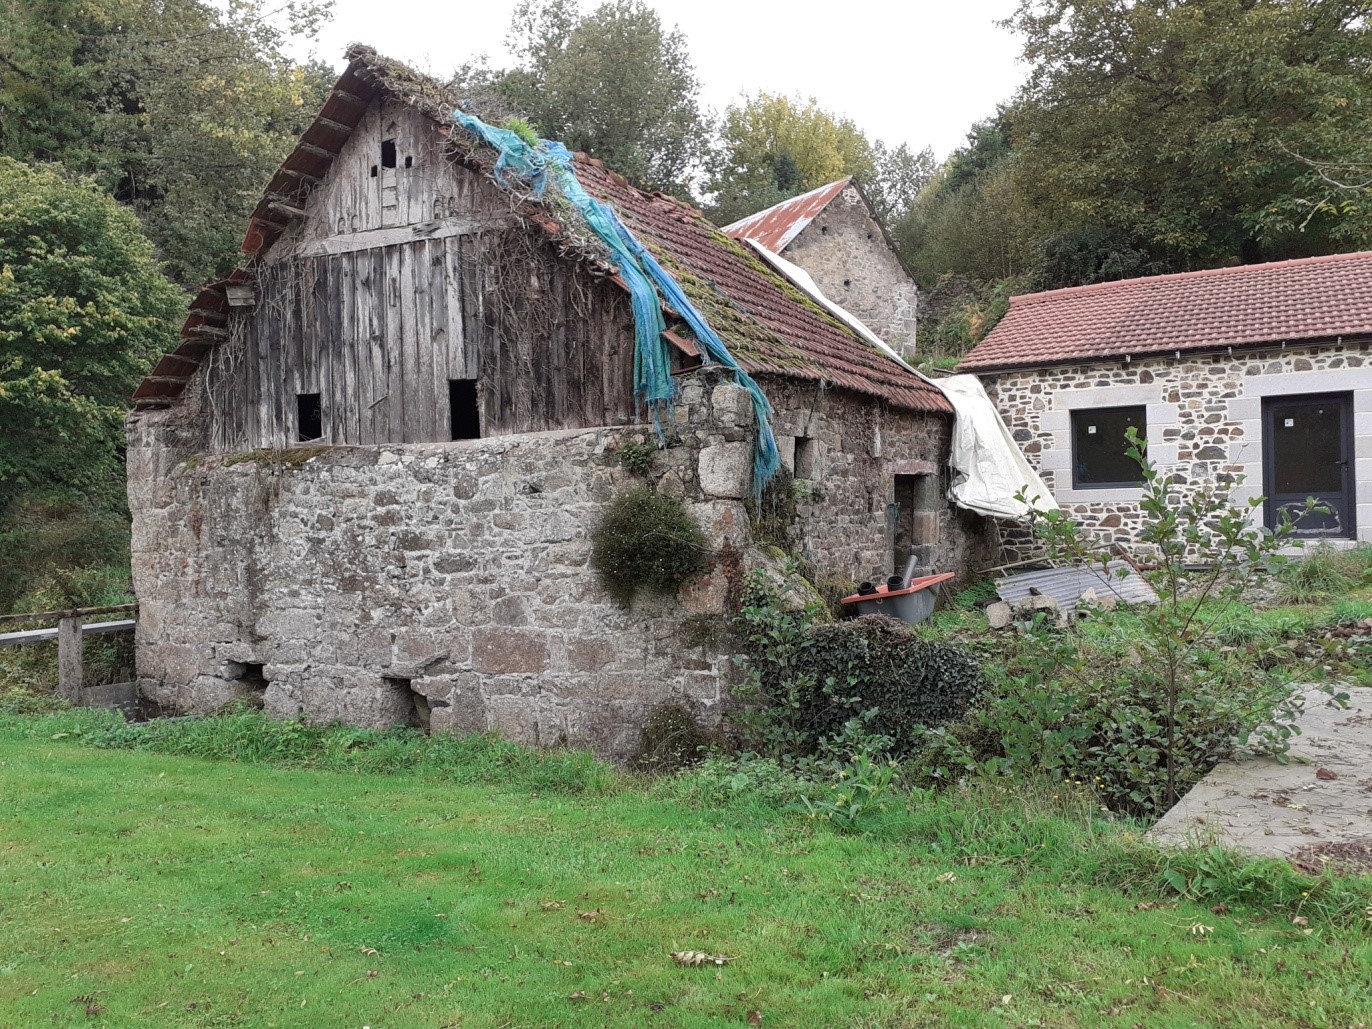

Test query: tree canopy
[704,92,935,228]
[899,0,1372,353]
[498,0,705,195]
[0,0,335,288]
[1008,0,1372,268]
[0,158,180,509]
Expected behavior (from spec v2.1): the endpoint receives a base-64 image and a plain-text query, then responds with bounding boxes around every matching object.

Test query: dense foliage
[0,159,180,604]
[917,434,1344,819]
[589,485,708,607]
[705,92,935,228]
[902,0,1372,353]
[0,0,335,287]
[734,574,983,760]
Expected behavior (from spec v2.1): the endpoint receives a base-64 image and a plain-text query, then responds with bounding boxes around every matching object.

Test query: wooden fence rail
[0,604,138,703]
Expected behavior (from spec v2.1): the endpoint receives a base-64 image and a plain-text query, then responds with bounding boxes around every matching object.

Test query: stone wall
[128,369,764,760]
[981,342,1372,548]
[759,376,997,584]
[129,364,992,759]
[782,186,919,358]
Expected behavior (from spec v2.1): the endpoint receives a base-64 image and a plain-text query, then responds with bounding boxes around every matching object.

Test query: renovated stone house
[126,47,995,758]
[959,254,1372,547]
[723,179,919,358]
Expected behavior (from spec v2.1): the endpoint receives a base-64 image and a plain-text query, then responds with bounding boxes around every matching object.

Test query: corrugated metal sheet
[994,561,1158,617]
[720,178,851,253]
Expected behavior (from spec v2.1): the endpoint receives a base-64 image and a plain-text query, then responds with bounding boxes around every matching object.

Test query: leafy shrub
[960,430,1345,820]
[590,485,708,607]
[911,632,1303,819]
[795,750,899,832]
[616,439,658,476]
[734,573,983,759]
[660,753,815,809]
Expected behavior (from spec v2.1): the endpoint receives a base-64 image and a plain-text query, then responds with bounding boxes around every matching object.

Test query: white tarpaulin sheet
[936,373,1057,519]
[743,239,1056,521]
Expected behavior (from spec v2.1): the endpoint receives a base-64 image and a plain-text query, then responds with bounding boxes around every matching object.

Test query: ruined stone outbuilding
[126,47,995,759]
[960,255,1372,549]
[723,179,919,359]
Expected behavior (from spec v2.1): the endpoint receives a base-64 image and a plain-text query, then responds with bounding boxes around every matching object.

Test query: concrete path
[1150,685,1372,861]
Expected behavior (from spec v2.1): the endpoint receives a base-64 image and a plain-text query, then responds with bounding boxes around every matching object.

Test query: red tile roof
[958,252,1372,373]
[575,161,945,411]
[721,178,851,252]
[135,50,947,415]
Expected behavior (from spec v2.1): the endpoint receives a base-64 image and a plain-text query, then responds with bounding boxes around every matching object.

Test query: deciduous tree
[0,0,334,288]
[0,158,180,509]
[499,0,704,195]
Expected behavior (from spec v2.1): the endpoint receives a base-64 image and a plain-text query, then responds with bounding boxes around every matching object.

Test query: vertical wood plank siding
[202,102,642,450]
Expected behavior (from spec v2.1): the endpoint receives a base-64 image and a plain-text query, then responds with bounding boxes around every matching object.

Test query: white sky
[293,0,1027,160]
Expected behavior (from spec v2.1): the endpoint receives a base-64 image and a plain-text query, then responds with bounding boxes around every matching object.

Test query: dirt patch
[1289,839,1372,876]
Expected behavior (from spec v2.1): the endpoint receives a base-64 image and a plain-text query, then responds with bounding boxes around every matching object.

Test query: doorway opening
[1262,393,1355,538]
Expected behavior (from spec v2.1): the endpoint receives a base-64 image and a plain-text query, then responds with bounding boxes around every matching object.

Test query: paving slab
[1149,685,1372,858]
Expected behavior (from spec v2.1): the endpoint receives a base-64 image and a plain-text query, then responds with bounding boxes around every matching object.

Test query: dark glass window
[296,393,322,442]
[1071,406,1145,488]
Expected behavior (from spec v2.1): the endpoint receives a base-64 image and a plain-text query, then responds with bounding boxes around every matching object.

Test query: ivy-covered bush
[735,572,983,759]
[590,485,707,607]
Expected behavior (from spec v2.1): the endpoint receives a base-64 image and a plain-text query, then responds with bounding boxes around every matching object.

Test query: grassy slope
[1,720,1369,1027]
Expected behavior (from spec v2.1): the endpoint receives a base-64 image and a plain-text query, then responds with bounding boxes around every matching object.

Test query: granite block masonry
[982,341,1372,553]
[129,367,994,760]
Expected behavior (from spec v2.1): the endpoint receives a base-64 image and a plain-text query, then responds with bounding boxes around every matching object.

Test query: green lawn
[1,715,1369,1027]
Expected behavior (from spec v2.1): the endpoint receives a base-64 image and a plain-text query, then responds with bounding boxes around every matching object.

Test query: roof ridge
[1012,249,1372,308]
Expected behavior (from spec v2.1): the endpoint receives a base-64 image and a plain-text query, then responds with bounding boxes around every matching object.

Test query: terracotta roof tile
[959,252,1372,372]
[720,178,851,252]
[573,163,945,411]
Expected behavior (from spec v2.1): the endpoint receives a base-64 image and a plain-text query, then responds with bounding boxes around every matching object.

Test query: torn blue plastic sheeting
[452,111,780,493]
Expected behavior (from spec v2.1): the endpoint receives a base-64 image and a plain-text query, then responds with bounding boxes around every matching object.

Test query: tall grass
[1279,544,1372,604]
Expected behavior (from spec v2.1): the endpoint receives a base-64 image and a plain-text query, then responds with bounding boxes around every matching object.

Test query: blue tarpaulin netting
[452,112,780,493]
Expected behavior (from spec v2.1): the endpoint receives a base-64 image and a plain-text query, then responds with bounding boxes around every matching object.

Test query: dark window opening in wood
[794,436,817,479]
[381,138,397,169]
[370,164,378,178]
[449,379,481,440]
[1071,406,1145,488]
[404,154,413,169]
[296,392,322,442]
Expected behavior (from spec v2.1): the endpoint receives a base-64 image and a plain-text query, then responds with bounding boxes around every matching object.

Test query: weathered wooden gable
[201,101,640,452]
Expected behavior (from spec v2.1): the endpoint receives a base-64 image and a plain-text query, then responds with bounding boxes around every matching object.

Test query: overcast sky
[293,0,1028,160]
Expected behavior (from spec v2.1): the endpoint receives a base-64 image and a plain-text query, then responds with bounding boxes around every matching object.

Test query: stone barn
[959,254,1372,548]
[723,179,920,359]
[126,47,996,758]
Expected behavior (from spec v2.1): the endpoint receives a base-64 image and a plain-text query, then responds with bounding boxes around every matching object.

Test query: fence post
[57,615,83,704]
